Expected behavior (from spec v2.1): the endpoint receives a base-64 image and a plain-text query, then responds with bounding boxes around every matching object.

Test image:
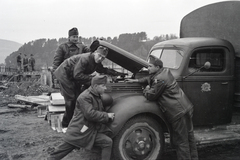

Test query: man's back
[29,57,35,65]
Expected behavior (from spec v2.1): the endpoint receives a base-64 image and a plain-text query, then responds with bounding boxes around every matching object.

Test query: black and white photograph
[1,0,240,159]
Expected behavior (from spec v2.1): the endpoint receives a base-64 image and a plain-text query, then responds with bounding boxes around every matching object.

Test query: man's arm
[144,80,166,101]
[126,76,149,84]
[96,63,127,77]
[52,44,65,71]
[79,96,110,123]
[73,58,94,83]
[82,45,91,53]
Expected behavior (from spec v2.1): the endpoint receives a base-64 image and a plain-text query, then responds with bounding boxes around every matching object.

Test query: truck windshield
[150,49,183,69]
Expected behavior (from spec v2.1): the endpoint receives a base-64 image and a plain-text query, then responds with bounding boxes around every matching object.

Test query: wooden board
[8,104,32,109]
[48,105,65,113]
[15,94,50,105]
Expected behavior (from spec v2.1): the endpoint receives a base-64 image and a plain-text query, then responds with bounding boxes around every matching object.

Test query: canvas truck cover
[180,1,240,57]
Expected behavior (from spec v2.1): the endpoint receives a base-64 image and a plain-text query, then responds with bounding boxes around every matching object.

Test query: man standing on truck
[48,75,115,160]
[54,46,125,130]
[52,27,90,88]
[127,55,198,160]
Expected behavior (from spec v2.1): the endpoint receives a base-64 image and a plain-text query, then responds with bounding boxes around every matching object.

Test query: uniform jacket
[138,68,193,123]
[17,55,21,63]
[63,87,111,150]
[54,52,118,84]
[23,57,28,66]
[52,41,90,71]
[28,57,35,66]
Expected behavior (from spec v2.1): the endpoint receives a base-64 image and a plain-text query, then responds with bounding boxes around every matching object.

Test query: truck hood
[90,40,149,73]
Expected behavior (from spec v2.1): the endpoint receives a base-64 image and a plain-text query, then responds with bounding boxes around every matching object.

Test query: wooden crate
[37,105,47,118]
[50,113,64,132]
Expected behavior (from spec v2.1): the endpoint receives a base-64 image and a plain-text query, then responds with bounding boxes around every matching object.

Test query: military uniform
[54,52,120,128]
[48,76,113,160]
[52,27,90,89]
[52,41,90,71]
[28,54,35,71]
[16,53,22,72]
[23,55,29,72]
[52,27,90,72]
[139,56,198,160]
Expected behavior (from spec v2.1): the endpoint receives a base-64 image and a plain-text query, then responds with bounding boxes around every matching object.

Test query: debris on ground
[2,81,58,96]
[0,81,59,107]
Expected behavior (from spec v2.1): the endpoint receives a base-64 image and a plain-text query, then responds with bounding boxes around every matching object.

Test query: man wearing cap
[52,27,90,88]
[48,75,115,160]
[126,55,198,160]
[52,27,90,71]
[54,46,123,129]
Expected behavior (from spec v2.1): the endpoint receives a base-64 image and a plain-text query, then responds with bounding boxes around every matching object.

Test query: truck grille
[106,83,143,93]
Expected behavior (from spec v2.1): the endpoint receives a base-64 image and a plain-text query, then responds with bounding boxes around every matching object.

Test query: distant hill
[0,39,22,64]
[3,33,178,70]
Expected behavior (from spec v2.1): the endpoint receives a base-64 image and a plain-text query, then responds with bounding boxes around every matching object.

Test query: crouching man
[48,75,115,160]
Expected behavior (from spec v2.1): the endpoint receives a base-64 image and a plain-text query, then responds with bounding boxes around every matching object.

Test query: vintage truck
[88,1,240,160]
[90,37,237,159]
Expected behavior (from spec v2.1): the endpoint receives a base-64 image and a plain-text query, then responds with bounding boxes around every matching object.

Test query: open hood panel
[90,40,149,73]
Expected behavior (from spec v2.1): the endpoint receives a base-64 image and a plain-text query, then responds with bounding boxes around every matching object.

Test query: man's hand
[118,73,128,78]
[108,113,115,121]
[145,85,150,90]
[143,85,150,97]
[91,71,99,77]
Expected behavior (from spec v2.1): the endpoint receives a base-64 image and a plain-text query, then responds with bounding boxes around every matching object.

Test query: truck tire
[113,115,165,160]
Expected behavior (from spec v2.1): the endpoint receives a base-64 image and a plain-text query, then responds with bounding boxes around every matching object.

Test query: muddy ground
[1,82,240,160]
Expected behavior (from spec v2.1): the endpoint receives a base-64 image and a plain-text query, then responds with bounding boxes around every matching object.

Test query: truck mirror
[204,61,211,69]
[184,61,211,79]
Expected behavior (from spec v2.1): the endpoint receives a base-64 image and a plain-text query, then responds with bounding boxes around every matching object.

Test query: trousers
[58,81,82,128]
[171,109,198,160]
[48,133,112,160]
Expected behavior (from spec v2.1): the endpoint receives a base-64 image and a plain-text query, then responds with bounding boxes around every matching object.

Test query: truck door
[183,47,234,126]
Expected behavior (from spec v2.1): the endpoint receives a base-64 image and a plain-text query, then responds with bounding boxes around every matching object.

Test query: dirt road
[1,96,240,159]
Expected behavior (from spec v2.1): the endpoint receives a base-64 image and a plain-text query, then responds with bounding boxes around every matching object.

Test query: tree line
[5,32,178,70]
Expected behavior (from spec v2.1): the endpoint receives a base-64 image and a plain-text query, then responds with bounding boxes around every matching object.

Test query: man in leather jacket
[48,75,115,160]
[54,46,124,129]
[127,55,198,160]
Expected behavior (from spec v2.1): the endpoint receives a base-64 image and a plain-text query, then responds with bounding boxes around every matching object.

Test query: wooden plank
[14,95,50,105]
[8,104,32,109]
[48,105,65,112]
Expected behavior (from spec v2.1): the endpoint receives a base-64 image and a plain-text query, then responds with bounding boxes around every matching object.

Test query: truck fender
[107,94,172,138]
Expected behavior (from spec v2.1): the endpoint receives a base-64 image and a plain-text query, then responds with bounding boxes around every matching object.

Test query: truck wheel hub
[123,128,153,158]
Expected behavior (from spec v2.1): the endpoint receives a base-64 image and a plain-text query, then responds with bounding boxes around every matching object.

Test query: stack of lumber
[48,92,65,132]
[11,92,66,132]
[12,94,51,117]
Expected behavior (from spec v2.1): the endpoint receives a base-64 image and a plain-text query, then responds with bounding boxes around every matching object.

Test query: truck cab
[150,37,235,126]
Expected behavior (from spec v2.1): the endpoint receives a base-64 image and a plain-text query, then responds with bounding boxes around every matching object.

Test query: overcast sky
[0,0,233,44]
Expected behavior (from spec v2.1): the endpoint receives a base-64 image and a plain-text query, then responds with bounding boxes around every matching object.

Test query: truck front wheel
[113,116,165,160]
